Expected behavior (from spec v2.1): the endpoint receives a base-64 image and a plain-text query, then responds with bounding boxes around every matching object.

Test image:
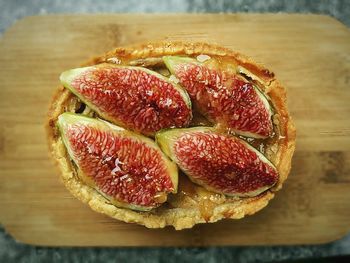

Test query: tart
[46,41,296,230]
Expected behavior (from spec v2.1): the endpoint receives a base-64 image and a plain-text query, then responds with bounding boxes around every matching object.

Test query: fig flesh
[163,56,273,138]
[57,113,178,211]
[60,64,192,136]
[156,127,278,197]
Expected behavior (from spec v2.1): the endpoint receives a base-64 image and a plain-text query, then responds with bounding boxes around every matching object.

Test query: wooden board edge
[3,225,350,247]
[1,13,349,42]
[314,14,350,30]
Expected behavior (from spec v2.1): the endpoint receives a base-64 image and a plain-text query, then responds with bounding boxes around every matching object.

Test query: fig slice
[156,127,278,197]
[57,112,178,211]
[163,56,273,138]
[60,63,192,136]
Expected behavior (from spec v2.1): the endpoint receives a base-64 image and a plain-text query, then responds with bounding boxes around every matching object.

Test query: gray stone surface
[0,0,349,35]
[0,225,349,262]
[0,0,350,262]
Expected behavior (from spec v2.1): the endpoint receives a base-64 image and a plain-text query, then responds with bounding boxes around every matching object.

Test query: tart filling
[47,42,295,229]
[58,55,280,210]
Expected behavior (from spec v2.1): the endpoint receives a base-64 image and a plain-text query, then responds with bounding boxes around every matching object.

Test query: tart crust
[46,41,296,230]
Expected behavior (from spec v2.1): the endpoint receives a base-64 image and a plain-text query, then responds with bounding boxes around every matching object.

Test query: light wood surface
[0,14,349,246]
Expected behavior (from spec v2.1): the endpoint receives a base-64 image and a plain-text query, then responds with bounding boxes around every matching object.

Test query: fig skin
[163,56,273,139]
[60,63,192,137]
[156,127,278,197]
[57,112,178,211]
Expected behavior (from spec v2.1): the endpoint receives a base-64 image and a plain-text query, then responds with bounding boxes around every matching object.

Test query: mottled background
[0,0,349,262]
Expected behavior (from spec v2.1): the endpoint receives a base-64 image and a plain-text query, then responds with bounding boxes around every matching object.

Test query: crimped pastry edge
[46,41,296,230]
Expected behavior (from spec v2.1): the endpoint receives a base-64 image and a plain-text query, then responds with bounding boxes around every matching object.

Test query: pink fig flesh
[163,56,273,138]
[156,127,278,197]
[60,64,192,136]
[58,113,178,211]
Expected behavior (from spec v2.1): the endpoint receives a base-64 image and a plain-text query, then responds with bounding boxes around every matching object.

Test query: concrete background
[0,0,349,262]
[1,0,350,35]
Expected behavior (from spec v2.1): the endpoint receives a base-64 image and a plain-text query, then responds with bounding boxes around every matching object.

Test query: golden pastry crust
[46,41,296,230]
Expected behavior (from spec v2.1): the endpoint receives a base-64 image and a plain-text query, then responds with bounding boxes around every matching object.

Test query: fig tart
[46,41,296,230]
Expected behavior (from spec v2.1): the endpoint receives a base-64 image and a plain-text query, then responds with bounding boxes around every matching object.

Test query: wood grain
[0,14,349,246]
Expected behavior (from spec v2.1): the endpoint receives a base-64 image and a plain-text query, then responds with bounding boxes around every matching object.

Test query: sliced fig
[60,63,192,136]
[57,112,178,211]
[156,127,278,197]
[163,56,273,138]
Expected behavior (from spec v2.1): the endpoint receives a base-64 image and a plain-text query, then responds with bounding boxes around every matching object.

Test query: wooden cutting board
[0,14,349,247]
